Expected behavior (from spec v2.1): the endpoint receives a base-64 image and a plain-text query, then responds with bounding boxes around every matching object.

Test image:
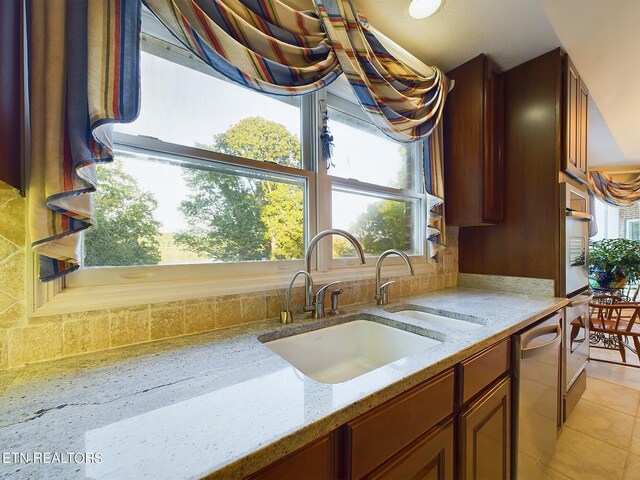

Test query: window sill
[29,260,439,317]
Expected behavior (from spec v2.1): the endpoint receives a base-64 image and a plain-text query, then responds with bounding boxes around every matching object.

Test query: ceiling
[287,0,639,171]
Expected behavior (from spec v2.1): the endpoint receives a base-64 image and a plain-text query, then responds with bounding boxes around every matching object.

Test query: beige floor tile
[549,426,626,480]
[588,360,640,392]
[518,452,572,480]
[518,450,548,480]
[623,453,640,480]
[564,398,635,448]
[631,419,640,456]
[544,467,573,480]
[583,375,640,415]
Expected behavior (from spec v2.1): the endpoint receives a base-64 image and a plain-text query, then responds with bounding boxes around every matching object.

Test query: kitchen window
[51,24,429,310]
[325,93,425,264]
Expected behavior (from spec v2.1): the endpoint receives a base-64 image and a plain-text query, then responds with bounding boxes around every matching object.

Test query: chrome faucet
[303,229,366,313]
[280,270,314,324]
[313,281,341,318]
[375,249,414,305]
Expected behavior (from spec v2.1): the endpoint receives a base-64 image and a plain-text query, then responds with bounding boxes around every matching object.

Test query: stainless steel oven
[560,182,592,420]
[562,183,591,297]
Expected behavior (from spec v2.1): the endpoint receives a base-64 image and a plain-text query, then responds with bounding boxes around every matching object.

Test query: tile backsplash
[0,181,458,370]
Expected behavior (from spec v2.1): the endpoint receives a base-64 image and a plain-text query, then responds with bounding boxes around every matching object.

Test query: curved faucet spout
[304,229,366,308]
[375,249,414,305]
[281,270,314,324]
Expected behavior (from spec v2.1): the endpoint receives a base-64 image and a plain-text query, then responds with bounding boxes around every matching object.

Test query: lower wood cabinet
[344,369,455,479]
[246,434,336,480]
[366,421,454,480]
[245,338,516,480]
[459,377,511,480]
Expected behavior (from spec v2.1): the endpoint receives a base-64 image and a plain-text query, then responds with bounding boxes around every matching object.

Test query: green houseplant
[589,238,640,289]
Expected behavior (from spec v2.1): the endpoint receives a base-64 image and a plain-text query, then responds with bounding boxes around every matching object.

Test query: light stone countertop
[0,287,567,480]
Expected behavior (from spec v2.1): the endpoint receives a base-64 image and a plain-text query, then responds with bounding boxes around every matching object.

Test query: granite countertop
[0,287,567,480]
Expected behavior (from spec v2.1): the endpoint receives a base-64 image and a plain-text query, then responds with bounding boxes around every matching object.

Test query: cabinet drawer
[459,339,510,403]
[345,369,455,479]
[246,435,334,480]
[367,421,454,480]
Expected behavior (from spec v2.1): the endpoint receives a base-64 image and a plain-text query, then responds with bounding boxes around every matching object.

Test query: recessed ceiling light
[408,0,444,19]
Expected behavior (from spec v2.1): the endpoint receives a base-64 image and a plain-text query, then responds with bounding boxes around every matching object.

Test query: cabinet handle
[566,211,593,221]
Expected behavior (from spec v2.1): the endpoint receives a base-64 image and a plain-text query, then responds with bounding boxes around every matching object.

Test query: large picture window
[66,26,428,292]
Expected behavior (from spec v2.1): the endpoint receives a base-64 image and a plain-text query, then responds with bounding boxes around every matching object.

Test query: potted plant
[589,238,640,289]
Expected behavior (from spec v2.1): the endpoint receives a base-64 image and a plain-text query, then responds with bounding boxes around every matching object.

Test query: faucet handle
[376,280,395,305]
[314,281,341,304]
[330,288,343,315]
[312,281,341,319]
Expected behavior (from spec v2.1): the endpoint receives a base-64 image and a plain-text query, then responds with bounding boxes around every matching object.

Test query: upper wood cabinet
[563,56,589,183]
[0,0,24,191]
[443,54,504,226]
[458,48,588,287]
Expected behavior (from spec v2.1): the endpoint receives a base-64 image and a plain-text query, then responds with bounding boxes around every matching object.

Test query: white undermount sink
[263,320,441,384]
[392,310,484,330]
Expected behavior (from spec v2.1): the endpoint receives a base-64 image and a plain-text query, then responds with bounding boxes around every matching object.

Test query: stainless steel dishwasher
[512,311,563,480]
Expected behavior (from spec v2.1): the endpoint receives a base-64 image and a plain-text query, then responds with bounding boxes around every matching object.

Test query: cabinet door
[460,377,511,480]
[578,78,589,176]
[366,421,454,480]
[563,57,588,183]
[482,57,504,224]
[443,54,503,226]
[565,58,579,172]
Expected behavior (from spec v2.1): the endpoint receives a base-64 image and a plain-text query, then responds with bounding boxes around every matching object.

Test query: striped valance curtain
[28,0,141,281]
[29,0,449,282]
[143,0,342,94]
[313,0,449,142]
[589,171,640,207]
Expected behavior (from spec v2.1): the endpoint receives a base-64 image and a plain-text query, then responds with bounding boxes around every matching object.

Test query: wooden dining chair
[588,301,640,365]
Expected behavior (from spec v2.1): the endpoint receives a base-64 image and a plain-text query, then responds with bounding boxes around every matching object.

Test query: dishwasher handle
[521,325,562,359]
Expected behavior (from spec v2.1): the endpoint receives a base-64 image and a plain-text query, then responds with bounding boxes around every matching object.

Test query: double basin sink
[261,306,485,384]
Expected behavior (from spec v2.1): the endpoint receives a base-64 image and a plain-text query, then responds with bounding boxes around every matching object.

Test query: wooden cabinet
[344,369,455,479]
[0,0,24,191]
[246,340,514,480]
[458,48,590,295]
[444,54,504,226]
[246,434,336,480]
[366,421,454,480]
[563,56,589,183]
[458,338,510,404]
[460,377,512,480]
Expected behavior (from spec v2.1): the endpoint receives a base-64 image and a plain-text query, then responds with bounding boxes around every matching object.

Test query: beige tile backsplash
[0,181,458,370]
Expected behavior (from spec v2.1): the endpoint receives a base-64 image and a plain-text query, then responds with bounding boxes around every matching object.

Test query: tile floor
[544,355,640,480]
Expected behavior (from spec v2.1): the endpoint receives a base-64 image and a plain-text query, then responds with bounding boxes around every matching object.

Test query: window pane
[114,51,303,168]
[84,151,305,267]
[331,189,419,257]
[326,107,413,189]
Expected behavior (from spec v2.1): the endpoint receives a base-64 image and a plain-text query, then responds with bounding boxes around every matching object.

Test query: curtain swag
[589,171,640,207]
[29,0,449,282]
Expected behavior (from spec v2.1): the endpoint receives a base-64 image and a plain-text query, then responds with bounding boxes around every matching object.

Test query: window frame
[66,132,317,289]
[323,91,428,269]
[27,17,435,317]
[627,219,640,241]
